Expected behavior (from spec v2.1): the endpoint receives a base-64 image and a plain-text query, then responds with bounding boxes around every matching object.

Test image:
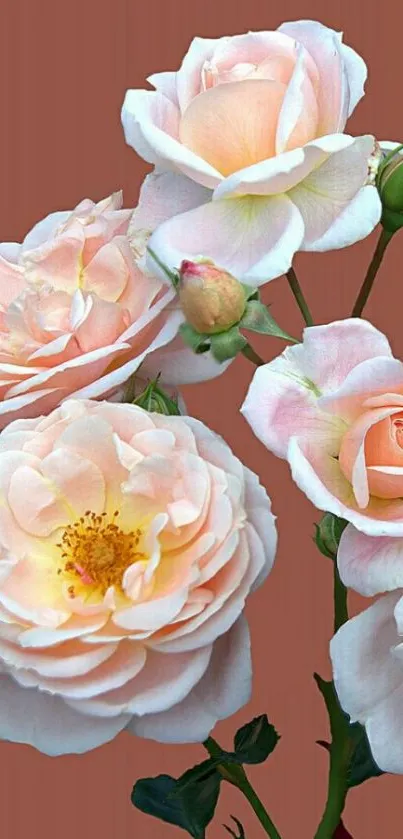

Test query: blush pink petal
[128,616,251,743]
[300,184,381,252]
[121,90,222,189]
[338,406,403,507]
[275,45,318,154]
[206,31,300,87]
[16,641,147,700]
[242,353,344,460]
[0,674,131,755]
[242,319,386,458]
[147,71,179,105]
[133,170,211,242]
[288,135,380,248]
[180,79,286,176]
[21,230,85,294]
[279,19,367,123]
[330,593,403,774]
[148,193,304,285]
[338,526,403,596]
[72,644,212,718]
[320,357,403,421]
[289,436,403,536]
[175,36,219,111]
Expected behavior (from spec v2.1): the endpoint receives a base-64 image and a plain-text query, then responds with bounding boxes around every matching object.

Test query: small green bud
[314,513,347,560]
[377,143,403,232]
[132,379,181,415]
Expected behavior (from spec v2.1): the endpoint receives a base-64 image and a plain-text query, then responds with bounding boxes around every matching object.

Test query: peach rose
[0,399,276,754]
[122,21,381,285]
[242,319,403,597]
[0,192,226,429]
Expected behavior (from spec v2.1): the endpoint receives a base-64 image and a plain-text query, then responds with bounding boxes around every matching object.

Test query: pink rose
[0,399,276,755]
[0,192,226,427]
[330,591,403,774]
[242,318,403,596]
[122,21,381,285]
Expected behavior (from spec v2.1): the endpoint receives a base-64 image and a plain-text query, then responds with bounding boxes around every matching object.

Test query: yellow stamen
[59,510,145,596]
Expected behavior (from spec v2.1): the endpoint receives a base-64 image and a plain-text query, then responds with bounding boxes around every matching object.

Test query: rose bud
[377,143,403,232]
[178,260,246,335]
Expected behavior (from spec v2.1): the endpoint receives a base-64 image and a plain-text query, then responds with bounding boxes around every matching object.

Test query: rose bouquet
[2,16,403,839]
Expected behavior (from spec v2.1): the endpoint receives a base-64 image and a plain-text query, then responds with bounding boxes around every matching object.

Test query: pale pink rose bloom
[122,21,381,285]
[330,591,403,774]
[0,192,227,429]
[0,399,276,755]
[241,318,403,595]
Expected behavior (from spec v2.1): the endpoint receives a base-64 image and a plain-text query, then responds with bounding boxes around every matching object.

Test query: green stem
[314,737,353,839]
[313,678,354,839]
[204,738,282,839]
[242,343,265,366]
[286,267,314,327]
[314,566,351,838]
[351,228,393,317]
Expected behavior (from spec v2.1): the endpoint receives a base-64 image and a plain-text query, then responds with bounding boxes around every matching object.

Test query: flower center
[57,510,145,598]
[394,418,403,449]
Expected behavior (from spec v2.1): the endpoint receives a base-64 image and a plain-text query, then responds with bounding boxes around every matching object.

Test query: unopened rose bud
[178,260,246,335]
[133,379,181,415]
[377,144,403,232]
[314,513,347,560]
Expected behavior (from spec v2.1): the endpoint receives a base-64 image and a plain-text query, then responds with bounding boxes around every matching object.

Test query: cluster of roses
[0,19,401,780]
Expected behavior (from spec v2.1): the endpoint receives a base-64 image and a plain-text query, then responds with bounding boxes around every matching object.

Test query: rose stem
[286,267,314,327]
[242,343,265,366]
[351,228,393,317]
[204,737,283,839]
[314,566,351,838]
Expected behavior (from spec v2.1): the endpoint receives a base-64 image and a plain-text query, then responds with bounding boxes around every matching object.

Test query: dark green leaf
[224,815,246,838]
[180,322,210,353]
[210,326,247,362]
[233,714,280,764]
[132,768,221,839]
[347,723,384,788]
[132,775,194,834]
[174,759,218,793]
[181,769,222,838]
[240,300,298,343]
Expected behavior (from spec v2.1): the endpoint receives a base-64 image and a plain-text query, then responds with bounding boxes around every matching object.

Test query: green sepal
[210,326,247,362]
[179,322,211,354]
[241,283,259,303]
[240,300,298,343]
[381,206,403,234]
[347,723,384,788]
[147,246,180,289]
[314,513,348,560]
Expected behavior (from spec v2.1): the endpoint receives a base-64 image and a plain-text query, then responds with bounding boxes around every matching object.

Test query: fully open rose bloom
[330,591,403,773]
[242,318,403,596]
[122,20,381,285]
[0,192,225,429]
[0,399,276,755]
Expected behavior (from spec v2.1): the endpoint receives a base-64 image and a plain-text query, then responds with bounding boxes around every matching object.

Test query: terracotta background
[0,0,401,836]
